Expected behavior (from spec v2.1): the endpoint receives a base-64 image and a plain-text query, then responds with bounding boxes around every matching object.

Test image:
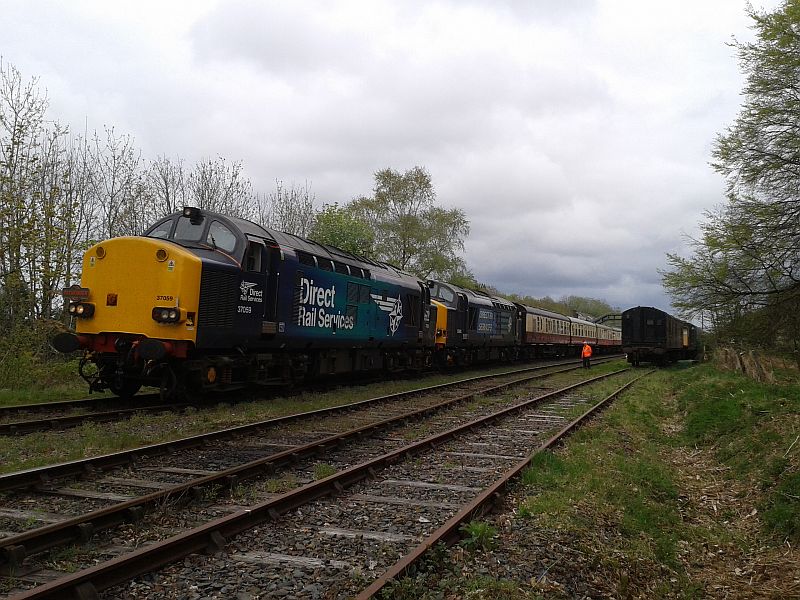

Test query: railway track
[0,357,626,598]
[0,356,621,437]
[0,394,165,433]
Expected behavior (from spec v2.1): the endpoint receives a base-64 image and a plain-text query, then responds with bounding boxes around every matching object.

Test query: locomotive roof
[171,208,420,285]
[433,281,516,310]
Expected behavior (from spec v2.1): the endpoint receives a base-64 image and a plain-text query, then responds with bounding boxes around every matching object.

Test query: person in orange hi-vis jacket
[581,341,592,369]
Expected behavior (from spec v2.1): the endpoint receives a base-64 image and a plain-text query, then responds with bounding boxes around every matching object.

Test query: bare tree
[63,134,97,275]
[146,155,187,219]
[26,124,71,320]
[257,180,316,236]
[186,157,256,220]
[0,58,48,325]
[89,126,144,238]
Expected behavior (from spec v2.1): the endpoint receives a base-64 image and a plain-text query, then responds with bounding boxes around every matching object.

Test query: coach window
[207,221,237,252]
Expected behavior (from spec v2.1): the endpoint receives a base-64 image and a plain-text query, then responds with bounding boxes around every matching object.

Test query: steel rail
[6,368,630,600]
[0,357,618,492]
[0,358,615,572]
[0,394,161,418]
[0,403,192,436]
[356,369,655,599]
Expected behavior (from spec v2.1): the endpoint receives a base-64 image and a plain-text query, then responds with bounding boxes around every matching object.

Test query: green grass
[459,520,498,551]
[675,364,800,539]
[312,462,337,480]
[515,363,800,568]
[519,421,682,566]
[0,357,88,405]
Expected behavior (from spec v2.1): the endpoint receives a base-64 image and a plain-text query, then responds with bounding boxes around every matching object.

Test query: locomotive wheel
[109,379,142,399]
[99,364,142,398]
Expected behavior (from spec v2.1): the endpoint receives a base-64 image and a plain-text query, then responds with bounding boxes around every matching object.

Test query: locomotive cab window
[430,283,455,305]
[174,215,206,242]
[207,221,236,253]
[147,220,173,239]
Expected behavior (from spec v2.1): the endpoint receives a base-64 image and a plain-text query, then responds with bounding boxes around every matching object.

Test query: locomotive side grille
[292,270,305,325]
[198,268,238,328]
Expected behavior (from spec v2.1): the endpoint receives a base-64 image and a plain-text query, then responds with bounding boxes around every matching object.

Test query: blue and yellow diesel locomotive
[54,207,621,397]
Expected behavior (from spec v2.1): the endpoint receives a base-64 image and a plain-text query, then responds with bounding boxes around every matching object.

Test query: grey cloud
[1,0,764,315]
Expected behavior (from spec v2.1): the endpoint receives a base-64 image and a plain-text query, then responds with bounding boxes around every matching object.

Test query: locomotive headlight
[155,248,168,262]
[69,302,95,318]
[152,306,185,324]
[95,246,106,259]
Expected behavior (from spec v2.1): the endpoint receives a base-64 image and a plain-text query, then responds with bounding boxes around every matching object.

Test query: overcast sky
[2,0,779,313]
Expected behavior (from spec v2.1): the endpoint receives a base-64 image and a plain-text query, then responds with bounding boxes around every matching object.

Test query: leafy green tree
[309,202,374,256]
[558,296,617,319]
[663,1,800,351]
[351,167,470,279]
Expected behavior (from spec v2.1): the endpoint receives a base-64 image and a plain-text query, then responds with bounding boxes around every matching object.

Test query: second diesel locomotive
[54,207,621,397]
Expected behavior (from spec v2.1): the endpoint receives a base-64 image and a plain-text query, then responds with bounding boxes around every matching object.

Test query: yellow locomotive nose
[431,299,448,347]
[75,237,202,343]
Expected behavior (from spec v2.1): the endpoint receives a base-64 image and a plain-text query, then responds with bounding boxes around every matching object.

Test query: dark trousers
[582,357,591,368]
